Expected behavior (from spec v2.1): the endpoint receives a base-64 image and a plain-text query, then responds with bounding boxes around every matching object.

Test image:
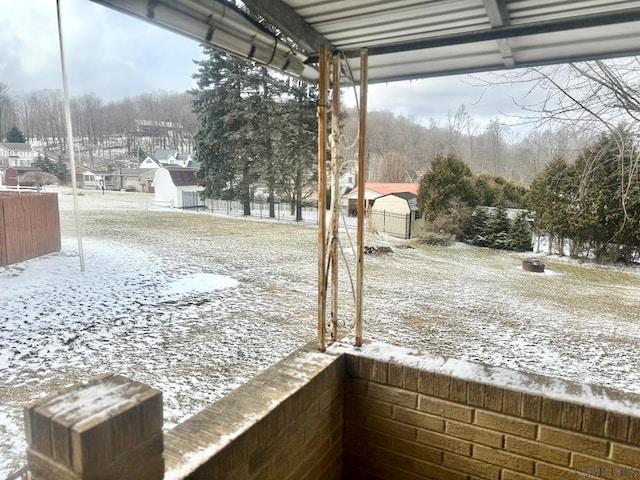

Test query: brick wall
[342,348,640,480]
[163,343,344,480]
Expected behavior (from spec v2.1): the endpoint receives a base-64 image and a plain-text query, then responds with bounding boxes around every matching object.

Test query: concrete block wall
[163,343,344,480]
[342,348,640,480]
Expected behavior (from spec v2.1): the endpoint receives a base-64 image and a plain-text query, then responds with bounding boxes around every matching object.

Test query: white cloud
[1,0,205,100]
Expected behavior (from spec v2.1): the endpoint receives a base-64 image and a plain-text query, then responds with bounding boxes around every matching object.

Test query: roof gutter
[90,0,317,81]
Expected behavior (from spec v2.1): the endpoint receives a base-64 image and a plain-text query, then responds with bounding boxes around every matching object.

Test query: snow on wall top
[329,341,640,417]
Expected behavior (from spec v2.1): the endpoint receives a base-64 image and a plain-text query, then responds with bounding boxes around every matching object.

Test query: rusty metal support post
[330,54,341,343]
[355,48,368,347]
[317,44,329,352]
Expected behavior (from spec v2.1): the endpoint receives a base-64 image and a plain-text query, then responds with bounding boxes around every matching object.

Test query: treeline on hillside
[3,79,591,185]
[418,129,640,263]
[341,106,593,186]
[0,82,197,168]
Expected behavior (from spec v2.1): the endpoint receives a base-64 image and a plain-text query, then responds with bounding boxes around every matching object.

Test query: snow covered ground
[1,188,639,475]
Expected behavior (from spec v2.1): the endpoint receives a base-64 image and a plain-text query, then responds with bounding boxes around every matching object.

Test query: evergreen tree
[569,130,640,262]
[56,157,68,185]
[35,154,57,175]
[275,79,318,221]
[418,154,477,221]
[5,126,26,143]
[474,174,526,208]
[192,48,274,216]
[486,205,510,249]
[508,213,532,251]
[192,47,318,220]
[525,156,573,254]
[470,207,490,247]
[525,129,640,263]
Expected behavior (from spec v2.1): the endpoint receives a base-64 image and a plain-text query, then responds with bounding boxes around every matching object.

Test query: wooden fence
[0,191,61,267]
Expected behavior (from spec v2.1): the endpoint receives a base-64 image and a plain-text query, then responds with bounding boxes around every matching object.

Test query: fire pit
[522,258,545,273]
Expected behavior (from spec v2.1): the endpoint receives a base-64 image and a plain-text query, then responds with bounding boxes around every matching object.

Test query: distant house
[152,149,193,168]
[111,168,156,192]
[91,168,118,191]
[151,167,204,208]
[343,182,419,216]
[139,156,163,169]
[75,166,98,189]
[370,192,424,239]
[0,142,38,168]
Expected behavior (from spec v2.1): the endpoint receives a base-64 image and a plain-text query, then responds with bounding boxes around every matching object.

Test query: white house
[0,142,38,168]
[75,166,98,189]
[139,156,162,169]
[151,167,204,208]
[152,149,193,168]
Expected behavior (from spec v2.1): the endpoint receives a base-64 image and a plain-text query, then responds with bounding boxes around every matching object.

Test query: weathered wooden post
[24,373,163,480]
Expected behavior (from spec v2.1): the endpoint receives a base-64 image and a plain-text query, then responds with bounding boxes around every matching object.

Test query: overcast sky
[1,0,537,132]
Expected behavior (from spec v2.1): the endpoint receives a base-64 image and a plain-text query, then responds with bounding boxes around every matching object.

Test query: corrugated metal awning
[90,0,640,84]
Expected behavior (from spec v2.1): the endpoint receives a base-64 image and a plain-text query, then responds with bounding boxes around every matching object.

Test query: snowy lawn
[1,188,639,475]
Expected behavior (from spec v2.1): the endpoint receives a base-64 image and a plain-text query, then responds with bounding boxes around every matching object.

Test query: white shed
[151,167,204,208]
[370,192,423,239]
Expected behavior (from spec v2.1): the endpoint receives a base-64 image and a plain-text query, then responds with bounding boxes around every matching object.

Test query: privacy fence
[0,191,61,267]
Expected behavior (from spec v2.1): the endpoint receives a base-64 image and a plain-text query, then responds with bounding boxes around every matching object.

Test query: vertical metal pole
[355,48,368,347]
[330,54,341,343]
[317,44,329,352]
[56,0,85,272]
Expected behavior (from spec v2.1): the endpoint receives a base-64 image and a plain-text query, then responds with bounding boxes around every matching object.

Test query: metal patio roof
[91,0,640,84]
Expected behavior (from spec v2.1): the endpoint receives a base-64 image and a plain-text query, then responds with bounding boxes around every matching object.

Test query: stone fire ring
[522,259,545,273]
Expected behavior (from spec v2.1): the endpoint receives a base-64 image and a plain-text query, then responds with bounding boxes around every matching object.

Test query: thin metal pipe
[56,0,85,272]
[355,48,368,347]
[330,54,341,343]
[317,44,329,352]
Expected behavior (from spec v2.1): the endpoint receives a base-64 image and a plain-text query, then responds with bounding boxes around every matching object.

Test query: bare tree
[0,83,15,141]
[19,172,59,192]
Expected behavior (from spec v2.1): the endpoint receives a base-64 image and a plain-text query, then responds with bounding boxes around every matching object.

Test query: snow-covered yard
[1,188,639,475]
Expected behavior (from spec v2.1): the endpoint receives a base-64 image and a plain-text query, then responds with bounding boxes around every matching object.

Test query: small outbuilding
[151,167,204,208]
[370,192,423,239]
[3,166,42,187]
[343,182,419,216]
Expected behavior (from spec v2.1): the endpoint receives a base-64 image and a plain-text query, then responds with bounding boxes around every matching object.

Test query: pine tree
[35,154,57,175]
[418,154,477,221]
[192,48,271,216]
[275,79,318,221]
[5,126,26,143]
[525,156,573,254]
[508,213,532,251]
[470,207,490,247]
[487,206,510,249]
